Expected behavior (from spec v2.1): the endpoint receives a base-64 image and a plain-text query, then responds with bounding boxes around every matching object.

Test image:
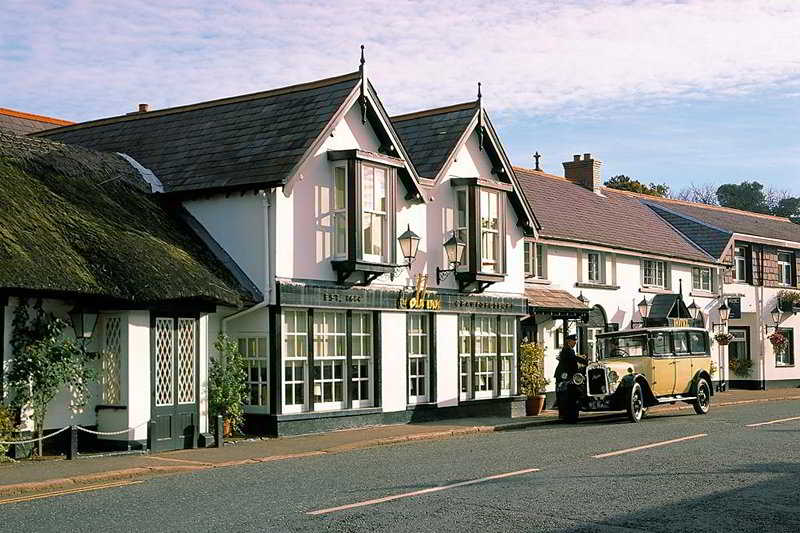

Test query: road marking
[0,480,143,505]
[306,467,540,515]
[592,434,707,459]
[746,416,800,428]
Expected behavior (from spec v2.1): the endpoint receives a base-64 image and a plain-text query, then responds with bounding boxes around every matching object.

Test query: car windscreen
[598,334,648,359]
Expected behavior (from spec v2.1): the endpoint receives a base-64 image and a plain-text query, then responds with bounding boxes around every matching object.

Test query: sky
[3,0,799,194]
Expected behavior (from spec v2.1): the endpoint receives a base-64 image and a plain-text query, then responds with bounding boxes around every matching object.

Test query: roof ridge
[391,101,478,122]
[608,187,793,223]
[0,107,74,126]
[35,71,361,137]
[512,165,574,183]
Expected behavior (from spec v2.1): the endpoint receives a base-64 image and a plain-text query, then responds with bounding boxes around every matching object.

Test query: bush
[0,405,17,462]
[208,333,248,432]
[519,343,549,397]
[729,358,753,377]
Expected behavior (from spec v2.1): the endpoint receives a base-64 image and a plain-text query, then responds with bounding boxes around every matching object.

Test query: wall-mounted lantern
[688,300,700,320]
[69,306,99,343]
[436,232,466,284]
[397,225,421,270]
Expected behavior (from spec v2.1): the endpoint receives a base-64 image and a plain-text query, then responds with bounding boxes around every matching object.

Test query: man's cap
[566,334,578,341]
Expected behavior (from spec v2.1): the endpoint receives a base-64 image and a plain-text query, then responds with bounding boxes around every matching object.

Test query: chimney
[563,153,603,194]
[138,103,149,113]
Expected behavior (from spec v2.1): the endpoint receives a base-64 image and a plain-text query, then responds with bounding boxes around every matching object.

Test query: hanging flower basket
[768,331,788,354]
[714,332,734,346]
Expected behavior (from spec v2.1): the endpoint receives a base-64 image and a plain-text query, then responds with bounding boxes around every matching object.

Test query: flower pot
[525,395,547,416]
[223,419,233,438]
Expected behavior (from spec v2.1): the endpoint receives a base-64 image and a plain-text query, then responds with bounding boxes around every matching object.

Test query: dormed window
[361,164,388,262]
[480,189,500,273]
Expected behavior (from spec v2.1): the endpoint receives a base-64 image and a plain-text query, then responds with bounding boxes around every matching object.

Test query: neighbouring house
[640,194,800,390]
[514,155,724,399]
[0,107,74,135]
[39,61,538,436]
[0,131,253,452]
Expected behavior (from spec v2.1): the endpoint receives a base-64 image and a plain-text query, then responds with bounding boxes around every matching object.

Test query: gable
[646,203,732,260]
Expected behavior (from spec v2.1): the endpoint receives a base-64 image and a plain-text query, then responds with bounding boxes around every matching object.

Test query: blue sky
[3,0,799,194]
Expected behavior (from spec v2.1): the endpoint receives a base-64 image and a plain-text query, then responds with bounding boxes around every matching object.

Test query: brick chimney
[126,104,150,116]
[563,153,603,194]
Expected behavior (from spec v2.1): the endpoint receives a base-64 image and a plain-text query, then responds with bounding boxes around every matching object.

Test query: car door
[688,330,711,391]
[650,331,675,396]
[672,331,693,395]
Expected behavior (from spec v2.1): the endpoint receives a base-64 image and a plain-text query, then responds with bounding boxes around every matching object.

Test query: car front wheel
[626,382,644,423]
[693,378,711,415]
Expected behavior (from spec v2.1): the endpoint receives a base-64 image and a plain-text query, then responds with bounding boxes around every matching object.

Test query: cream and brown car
[557,327,714,423]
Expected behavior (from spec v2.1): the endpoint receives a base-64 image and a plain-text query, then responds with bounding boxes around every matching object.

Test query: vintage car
[557,327,714,423]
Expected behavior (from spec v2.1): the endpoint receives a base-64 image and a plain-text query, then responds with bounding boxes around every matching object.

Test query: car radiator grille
[588,368,608,395]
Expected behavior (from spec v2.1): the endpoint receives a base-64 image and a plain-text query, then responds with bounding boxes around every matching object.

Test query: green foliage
[777,289,800,308]
[709,361,718,376]
[771,196,800,223]
[0,405,18,462]
[729,357,752,377]
[604,175,670,198]
[5,299,95,456]
[519,343,549,397]
[209,333,249,432]
[716,181,770,214]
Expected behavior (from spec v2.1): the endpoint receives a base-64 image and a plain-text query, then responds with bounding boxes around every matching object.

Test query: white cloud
[2,0,799,122]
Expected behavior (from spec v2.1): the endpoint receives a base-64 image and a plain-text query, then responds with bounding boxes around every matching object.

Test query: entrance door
[151,316,199,452]
[728,327,750,389]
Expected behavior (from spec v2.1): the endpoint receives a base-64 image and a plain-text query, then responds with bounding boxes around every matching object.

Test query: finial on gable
[359,44,367,125]
[477,82,484,152]
[533,151,541,171]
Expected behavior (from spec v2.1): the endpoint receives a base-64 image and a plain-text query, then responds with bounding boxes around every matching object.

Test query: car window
[673,332,690,355]
[689,331,707,354]
[651,332,671,357]
[598,335,648,358]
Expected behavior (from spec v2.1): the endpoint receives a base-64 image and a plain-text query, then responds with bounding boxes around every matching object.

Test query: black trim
[269,305,282,415]
[345,310,353,409]
[373,312,382,408]
[429,314,437,403]
[305,309,314,413]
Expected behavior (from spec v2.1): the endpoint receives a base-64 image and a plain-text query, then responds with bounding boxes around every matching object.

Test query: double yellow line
[0,480,143,505]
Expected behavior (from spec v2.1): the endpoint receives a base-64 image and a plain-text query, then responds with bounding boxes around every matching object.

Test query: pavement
[1,387,798,498]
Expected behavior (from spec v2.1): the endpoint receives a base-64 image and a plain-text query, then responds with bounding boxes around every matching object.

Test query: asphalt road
[3,400,799,533]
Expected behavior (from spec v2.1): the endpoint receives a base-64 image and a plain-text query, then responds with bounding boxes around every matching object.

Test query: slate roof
[638,195,800,249]
[0,130,253,307]
[514,167,716,264]
[0,108,73,135]
[391,102,478,179]
[526,287,590,311]
[36,73,362,194]
[644,203,732,259]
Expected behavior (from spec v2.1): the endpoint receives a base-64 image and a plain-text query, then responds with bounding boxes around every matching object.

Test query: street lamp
[436,232,466,284]
[577,292,589,306]
[631,297,650,328]
[688,300,700,320]
[712,300,730,332]
[69,306,98,344]
[397,225,421,270]
[766,306,783,333]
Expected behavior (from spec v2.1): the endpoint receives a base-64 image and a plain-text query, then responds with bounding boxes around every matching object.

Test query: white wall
[380,311,407,412]
[435,314,459,407]
[126,310,150,442]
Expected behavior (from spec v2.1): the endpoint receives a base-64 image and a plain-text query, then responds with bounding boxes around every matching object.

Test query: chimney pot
[573,154,580,161]
[138,103,149,113]
[583,153,591,160]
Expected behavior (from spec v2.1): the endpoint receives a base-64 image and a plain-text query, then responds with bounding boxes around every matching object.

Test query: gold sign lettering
[669,318,690,327]
[398,274,441,312]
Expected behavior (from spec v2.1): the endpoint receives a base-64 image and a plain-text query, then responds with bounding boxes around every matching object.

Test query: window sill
[276,406,381,421]
[406,402,437,411]
[460,394,525,404]
[689,291,717,298]
[775,364,795,368]
[575,282,620,291]
[526,278,551,285]
[640,287,671,294]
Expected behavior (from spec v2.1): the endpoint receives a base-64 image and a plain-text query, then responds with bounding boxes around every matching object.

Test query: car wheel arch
[692,370,714,396]
[620,374,658,406]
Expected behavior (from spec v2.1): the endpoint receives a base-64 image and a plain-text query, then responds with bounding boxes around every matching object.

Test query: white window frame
[641,259,666,288]
[536,243,546,279]
[778,251,793,286]
[480,189,500,273]
[407,314,430,404]
[455,187,469,271]
[312,311,346,411]
[734,246,747,282]
[524,241,535,278]
[692,266,712,292]
[587,252,603,284]
[350,312,373,408]
[361,164,388,263]
[473,316,496,399]
[239,336,269,412]
[332,164,348,259]
[459,315,471,400]
[282,310,308,414]
[499,317,516,396]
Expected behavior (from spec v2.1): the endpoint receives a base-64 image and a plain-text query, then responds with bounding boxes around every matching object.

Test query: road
[2,400,799,532]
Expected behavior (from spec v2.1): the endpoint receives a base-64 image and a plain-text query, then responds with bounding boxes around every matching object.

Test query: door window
[651,332,672,356]
[688,331,707,354]
[728,328,749,361]
[673,332,690,355]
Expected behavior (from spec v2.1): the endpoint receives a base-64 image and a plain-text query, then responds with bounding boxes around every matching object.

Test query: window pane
[362,166,374,210]
[674,332,689,354]
[334,167,346,209]
[689,332,706,353]
[375,168,386,212]
[651,332,671,355]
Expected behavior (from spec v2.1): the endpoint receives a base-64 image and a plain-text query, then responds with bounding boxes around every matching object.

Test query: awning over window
[526,287,590,320]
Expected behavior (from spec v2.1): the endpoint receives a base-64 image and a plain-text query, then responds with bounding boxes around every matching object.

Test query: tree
[673,183,719,205]
[772,196,800,224]
[208,333,248,435]
[716,181,770,214]
[604,175,669,197]
[6,300,95,456]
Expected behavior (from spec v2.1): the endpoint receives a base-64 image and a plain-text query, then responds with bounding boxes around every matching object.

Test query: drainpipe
[221,189,273,333]
[759,244,766,390]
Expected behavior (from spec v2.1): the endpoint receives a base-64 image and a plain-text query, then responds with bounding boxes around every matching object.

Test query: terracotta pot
[525,395,547,416]
[223,419,233,437]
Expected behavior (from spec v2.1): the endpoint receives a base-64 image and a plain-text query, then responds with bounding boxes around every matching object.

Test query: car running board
[656,395,697,403]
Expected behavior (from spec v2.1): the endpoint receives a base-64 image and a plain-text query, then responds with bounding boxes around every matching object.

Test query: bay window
[456,189,469,270]
[480,190,500,273]
[350,312,373,408]
[361,165,388,262]
[474,316,497,399]
[332,165,347,258]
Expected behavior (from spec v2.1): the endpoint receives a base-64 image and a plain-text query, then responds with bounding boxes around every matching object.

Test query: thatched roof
[0,131,251,307]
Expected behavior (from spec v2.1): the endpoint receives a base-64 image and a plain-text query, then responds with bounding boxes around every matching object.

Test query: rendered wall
[381,311,407,412]
[435,314,459,407]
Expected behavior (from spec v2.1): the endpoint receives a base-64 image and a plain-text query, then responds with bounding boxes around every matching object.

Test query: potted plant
[714,332,734,346]
[768,331,788,354]
[519,342,549,416]
[777,290,800,313]
[729,357,753,377]
[208,333,248,437]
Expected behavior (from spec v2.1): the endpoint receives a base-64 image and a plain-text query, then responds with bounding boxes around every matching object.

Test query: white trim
[534,238,720,267]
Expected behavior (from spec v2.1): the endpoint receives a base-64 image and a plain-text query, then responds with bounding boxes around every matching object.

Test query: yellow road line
[593,433,708,459]
[0,480,143,505]
[746,416,800,428]
[307,467,540,515]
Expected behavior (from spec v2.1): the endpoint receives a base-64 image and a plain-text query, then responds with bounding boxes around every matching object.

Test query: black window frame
[776,327,795,367]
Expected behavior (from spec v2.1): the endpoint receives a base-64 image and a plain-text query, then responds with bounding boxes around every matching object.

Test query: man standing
[553,333,587,409]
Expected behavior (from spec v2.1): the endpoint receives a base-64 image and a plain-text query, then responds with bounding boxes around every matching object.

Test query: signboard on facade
[727,297,742,320]
[277,280,526,315]
[668,318,691,328]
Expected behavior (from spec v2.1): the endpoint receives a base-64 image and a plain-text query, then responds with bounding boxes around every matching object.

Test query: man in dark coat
[553,334,588,409]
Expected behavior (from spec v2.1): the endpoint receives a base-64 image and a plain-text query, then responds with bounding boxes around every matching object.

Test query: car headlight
[561,372,569,380]
[608,370,619,383]
[572,373,585,385]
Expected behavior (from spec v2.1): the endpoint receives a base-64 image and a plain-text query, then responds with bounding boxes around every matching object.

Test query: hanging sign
[668,318,691,327]
[397,274,441,311]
